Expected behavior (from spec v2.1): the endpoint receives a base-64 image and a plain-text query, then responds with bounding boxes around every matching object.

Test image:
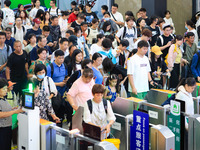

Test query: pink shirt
[68,77,95,106]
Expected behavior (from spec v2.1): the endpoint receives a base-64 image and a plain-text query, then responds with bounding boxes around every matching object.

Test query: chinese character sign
[130,110,149,150]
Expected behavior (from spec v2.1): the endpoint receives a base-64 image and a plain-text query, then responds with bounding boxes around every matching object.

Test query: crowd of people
[0,0,200,149]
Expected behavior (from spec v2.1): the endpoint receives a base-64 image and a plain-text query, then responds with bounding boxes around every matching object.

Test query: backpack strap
[183,42,187,57]
[6,44,9,59]
[56,8,59,16]
[87,28,90,37]
[49,8,51,14]
[50,63,54,78]
[14,26,25,35]
[122,26,127,39]
[14,26,16,35]
[87,99,93,114]
[87,99,108,114]
[159,35,164,46]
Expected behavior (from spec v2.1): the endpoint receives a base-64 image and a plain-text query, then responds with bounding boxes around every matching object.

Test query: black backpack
[87,99,108,114]
[49,7,59,16]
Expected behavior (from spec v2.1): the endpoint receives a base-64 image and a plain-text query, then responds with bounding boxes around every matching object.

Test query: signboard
[130,110,149,150]
[167,100,181,150]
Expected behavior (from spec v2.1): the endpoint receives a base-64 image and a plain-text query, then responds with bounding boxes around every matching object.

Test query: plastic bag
[120,84,127,98]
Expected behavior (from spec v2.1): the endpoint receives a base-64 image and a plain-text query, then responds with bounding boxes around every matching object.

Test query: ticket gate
[188,114,200,150]
[151,124,175,150]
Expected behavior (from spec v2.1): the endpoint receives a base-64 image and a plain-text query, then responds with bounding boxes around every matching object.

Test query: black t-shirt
[84,12,98,24]
[148,26,160,46]
[7,50,28,81]
[71,21,81,28]
[157,35,174,58]
[64,55,71,66]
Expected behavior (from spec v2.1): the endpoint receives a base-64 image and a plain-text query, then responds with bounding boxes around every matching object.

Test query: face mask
[104,18,109,21]
[37,73,45,79]
[185,26,188,30]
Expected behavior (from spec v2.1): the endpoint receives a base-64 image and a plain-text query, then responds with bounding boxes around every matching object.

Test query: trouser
[0,126,12,150]
[13,78,27,98]
[130,92,147,100]
[181,64,193,79]
[170,63,180,89]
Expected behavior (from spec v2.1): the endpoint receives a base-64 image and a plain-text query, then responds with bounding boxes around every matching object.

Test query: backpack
[49,7,59,16]
[122,26,136,39]
[14,26,25,36]
[161,93,176,106]
[164,44,178,66]
[87,99,108,114]
[2,8,15,28]
[158,34,174,46]
[50,63,67,77]
[98,49,117,64]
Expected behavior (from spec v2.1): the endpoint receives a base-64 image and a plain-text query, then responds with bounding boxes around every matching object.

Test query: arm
[0,109,23,118]
[115,35,121,43]
[128,74,137,95]
[191,54,199,78]
[67,94,78,111]
[6,66,10,80]
[167,44,175,70]
[0,62,7,72]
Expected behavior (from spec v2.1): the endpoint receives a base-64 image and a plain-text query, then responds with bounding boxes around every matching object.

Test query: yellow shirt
[175,45,182,64]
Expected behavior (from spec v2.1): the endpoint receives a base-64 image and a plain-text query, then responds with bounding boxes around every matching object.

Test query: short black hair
[82,68,93,78]
[92,52,102,62]
[101,5,108,11]
[74,7,80,11]
[60,38,68,44]
[42,25,50,32]
[37,35,46,42]
[51,15,58,21]
[112,3,118,8]
[186,20,195,29]
[68,45,76,52]
[61,11,69,16]
[125,11,134,17]
[91,18,98,24]
[77,13,85,19]
[103,11,110,16]
[0,77,8,89]
[55,50,64,57]
[139,8,146,12]
[34,64,47,75]
[81,58,92,69]
[105,34,114,42]
[102,38,112,49]
[186,32,195,38]
[150,15,158,24]
[138,40,149,48]
[97,33,104,40]
[71,1,77,6]
[4,0,11,7]
[120,39,129,47]
[0,32,6,37]
[27,33,36,42]
[164,10,171,15]
[86,2,92,8]
[18,4,23,8]
[51,0,56,4]
[66,30,74,35]
[185,77,196,86]
[126,16,135,22]
[37,47,47,55]
[5,27,12,32]
[81,22,88,26]
[102,57,114,73]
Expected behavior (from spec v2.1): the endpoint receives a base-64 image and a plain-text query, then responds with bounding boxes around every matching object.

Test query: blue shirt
[5,37,15,52]
[191,51,200,78]
[47,62,68,96]
[30,45,52,61]
[24,28,42,41]
[92,67,103,84]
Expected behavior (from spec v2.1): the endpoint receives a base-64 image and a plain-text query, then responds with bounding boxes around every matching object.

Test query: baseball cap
[8,81,16,88]
[151,46,162,55]
[68,35,78,46]
[33,18,41,24]
[162,23,171,30]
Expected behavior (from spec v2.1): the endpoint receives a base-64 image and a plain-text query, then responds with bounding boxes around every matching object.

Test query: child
[7,81,17,107]
[127,40,154,99]
[24,33,36,54]
[163,10,175,34]
[104,74,119,103]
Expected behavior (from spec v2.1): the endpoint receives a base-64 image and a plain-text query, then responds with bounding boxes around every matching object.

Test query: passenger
[0,78,23,150]
[175,77,196,130]
[163,10,175,34]
[127,40,154,99]
[104,74,120,103]
[67,68,95,111]
[59,11,70,38]
[64,45,77,66]
[167,35,188,88]
[83,84,116,139]
[110,3,124,29]
[24,33,36,54]
[5,27,16,52]
[84,3,98,24]
[92,53,103,84]
[137,18,146,38]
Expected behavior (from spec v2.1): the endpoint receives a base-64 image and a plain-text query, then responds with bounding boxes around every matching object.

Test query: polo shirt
[0,44,12,72]
[46,62,68,96]
[0,98,12,127]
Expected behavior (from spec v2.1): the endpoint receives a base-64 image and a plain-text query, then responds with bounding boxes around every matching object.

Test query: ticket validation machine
[18,91,40,150]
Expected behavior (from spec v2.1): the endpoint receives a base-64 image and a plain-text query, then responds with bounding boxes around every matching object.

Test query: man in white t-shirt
[127,40,154,99]
[110,3,124,30]
[90,33,105,58]
[48,0,61,17]
[29,0,45,21]
[133,28,152,56]
[116,16,137,51]
[11,17,27,49]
